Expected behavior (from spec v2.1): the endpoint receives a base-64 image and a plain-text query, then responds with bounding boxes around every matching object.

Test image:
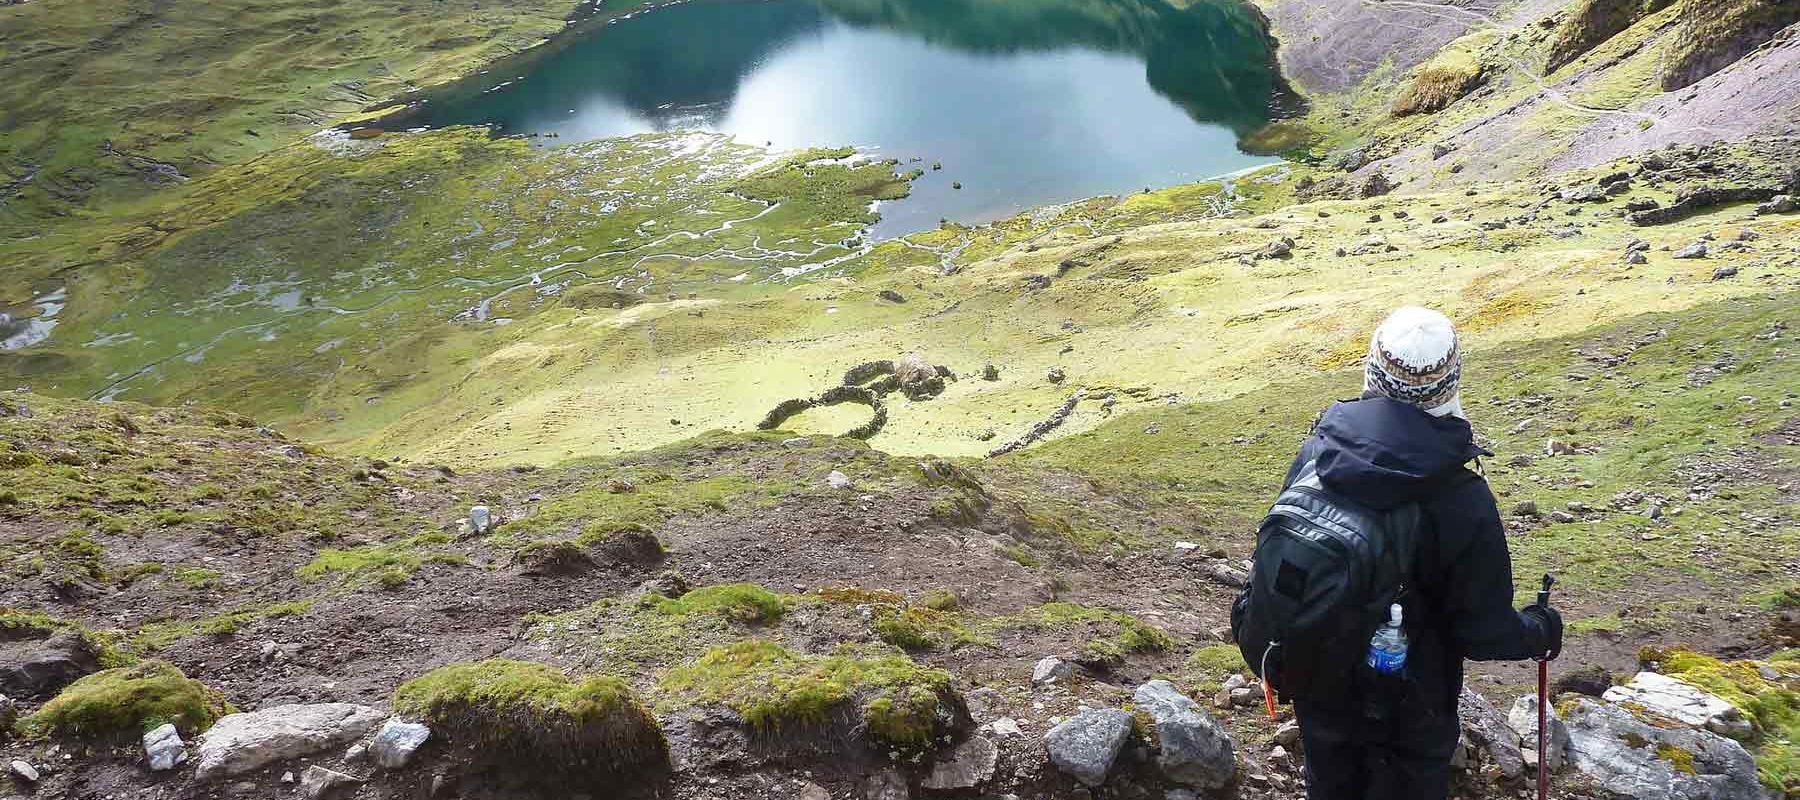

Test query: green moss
[394,659,665,779]
[1658,649,1800,792]
[921,589,961,611]
[657,640,955,750]
[22,660,228,739]
[999,545,1041,568]
[1007,602,1174,667]
[131,599,313,651]
[1657,743,1699,774]
[1185,644,1248,683]
[173,567,223,589]
[648,583,786,624]
[870,605,982,651]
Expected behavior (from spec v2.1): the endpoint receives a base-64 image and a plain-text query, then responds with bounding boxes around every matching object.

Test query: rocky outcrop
[1545,0,1676,74]
[1562,697,1769,800]
[1662,0,1800,90]
[195,703,385,779]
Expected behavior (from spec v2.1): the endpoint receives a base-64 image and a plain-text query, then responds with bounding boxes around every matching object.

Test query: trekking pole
[1537,573,1555,800]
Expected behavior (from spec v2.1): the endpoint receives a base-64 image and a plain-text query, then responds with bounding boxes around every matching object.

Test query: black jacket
[1278,396,1552,713]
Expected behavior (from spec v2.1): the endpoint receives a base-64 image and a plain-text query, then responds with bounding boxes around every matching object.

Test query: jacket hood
[1312,396,1486,509]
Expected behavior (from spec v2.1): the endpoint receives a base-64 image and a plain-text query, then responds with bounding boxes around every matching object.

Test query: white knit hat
[1364,306,1465,419]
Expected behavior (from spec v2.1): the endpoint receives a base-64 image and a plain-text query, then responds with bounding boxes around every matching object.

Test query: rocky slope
[2,0,1799,796]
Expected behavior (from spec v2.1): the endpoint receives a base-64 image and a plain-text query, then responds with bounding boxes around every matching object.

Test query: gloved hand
[1520,603,1563,660]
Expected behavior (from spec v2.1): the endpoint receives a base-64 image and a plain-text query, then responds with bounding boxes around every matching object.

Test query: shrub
[22,660,229,739]
[393,660,666,782]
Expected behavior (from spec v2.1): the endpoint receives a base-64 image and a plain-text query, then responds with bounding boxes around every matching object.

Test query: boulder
[1711,266,1738,281]
[1254,237,1295,260]
[1507,695,1570,772]
[920,735,997,790]
[1560,184,1609,202]
[1673,242,1708,259]
[468,505,492,535]
[1045,708,1134,787]
[1457,688,1526,780]
[370,719,431,769]
[1033,656,1074,686]
[894,353,946,401]
[827,470,854,490]
[1756,194,1796,214]
[195,703,385,779]
[0,631,100,699]
[144,723,188,771]
[1563,697,1767,800]
[1132,680,1235,789]
[1602,672,1739,730]
[299,765,361,800]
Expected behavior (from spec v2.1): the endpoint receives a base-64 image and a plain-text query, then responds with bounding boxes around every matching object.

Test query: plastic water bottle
[1366,603,1408,675]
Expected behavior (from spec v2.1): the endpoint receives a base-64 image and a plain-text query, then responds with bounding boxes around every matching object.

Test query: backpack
[1232,458,1421,703]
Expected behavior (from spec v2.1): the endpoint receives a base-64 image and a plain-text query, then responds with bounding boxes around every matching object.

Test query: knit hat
[1364,306,1465,419]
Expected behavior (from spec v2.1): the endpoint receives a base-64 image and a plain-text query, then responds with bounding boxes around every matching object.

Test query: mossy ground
[20,660,229,739]
[656,640,956,750]
[393,659,666,780]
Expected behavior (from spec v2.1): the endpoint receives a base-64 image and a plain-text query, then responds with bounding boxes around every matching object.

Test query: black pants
[1294,697,1460,800]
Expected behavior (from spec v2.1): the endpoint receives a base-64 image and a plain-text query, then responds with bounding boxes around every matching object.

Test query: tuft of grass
[394,660,666,781]
[1661,0,1800,89]
[173,567,223,589]
[1392,45,1488,116]
[658,640,957,750]
[21,660,229,739]
[870,605,982,652]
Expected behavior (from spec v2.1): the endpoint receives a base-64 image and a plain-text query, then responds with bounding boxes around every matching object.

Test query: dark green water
[408,0,1297,236]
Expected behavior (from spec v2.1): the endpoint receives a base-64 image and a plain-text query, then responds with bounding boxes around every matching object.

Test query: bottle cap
[1390,603,1403,625]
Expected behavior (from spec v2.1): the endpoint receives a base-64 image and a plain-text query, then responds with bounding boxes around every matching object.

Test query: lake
[404,0,1298,237]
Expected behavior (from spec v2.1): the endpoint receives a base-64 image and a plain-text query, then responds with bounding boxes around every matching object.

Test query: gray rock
[1045,708,1135,787]
[781,436,810,448]
[1627,250,1649,265]
[1756,194,1796,214]
[1206,562,1249,588]
[798,781,830,800]
[468,505,492,534]
[989,717,1023,738]
[1711,265,1738,281]
[1046,367,1066,385]
[1132,680,1235,789]
[300,765,361,800]
[144,723,188,771]
[371,719,431,769]
[981,363,1000,381]
[1274,721,1302,747]
[1033,656,1074,686]
[1513,500,1539,517]
[1563,697,1767,800]
[1507,695,1570,772]
[1254,237,1295,260]
[1550,510,1578,524]
[894,353,947,400]
[9,760,38,783]
[195,703,385,779]
[1457,688,1525,780]
[1559,184,1608,202]
[0,631,100,699]
[1673,242,1709,259]
[921,735,998,790]
[863,769,910,800]
[878,289,906,304]
[827,470,854,490]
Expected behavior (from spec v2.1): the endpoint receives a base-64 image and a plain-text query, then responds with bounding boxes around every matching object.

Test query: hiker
[1232,305,1562,800]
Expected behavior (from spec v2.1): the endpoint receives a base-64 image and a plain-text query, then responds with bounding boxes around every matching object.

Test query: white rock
[1507,695,1570,772]
[1602,672,1737,729]
[1563,697,1766,800]
[300,765,361,800]
[281,771,296,784]
[9,760,39,783]
[468,505,492,534]
[1273,721,1302,747]
[988,717,1023,738]
[826,470,853,489]
[143,723,188,771]
[1032,656,1074,686]
[370,719,431,769]
[195,703,384,779]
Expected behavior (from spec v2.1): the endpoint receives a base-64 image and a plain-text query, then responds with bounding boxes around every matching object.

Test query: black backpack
[1232,458,1421,702]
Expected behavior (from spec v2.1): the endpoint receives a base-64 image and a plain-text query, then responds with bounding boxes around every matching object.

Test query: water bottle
[1366,603,1408,675]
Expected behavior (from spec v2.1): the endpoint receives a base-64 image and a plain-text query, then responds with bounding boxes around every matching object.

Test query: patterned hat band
[1365,358,1461,410]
